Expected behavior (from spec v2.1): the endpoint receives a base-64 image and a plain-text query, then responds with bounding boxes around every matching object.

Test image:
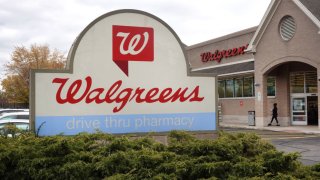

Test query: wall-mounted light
[254,83,260,87]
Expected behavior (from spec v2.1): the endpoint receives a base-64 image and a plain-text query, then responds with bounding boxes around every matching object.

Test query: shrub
[0,131,317,179]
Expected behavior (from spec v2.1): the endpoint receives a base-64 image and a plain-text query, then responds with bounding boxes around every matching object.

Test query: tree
[1,76,28,103]
[2,44,66,103]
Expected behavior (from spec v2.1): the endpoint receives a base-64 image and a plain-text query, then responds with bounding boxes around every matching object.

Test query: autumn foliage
[2,44,66,103]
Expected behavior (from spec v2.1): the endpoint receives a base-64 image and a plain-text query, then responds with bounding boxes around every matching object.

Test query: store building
[187,0,320,128]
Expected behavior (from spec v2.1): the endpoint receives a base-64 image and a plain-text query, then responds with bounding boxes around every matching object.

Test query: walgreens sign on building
[30,10,216,136]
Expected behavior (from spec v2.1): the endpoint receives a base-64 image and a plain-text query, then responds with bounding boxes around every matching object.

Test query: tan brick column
[318,68,320,130]
[255,73,268,127]
[277,66,290,126]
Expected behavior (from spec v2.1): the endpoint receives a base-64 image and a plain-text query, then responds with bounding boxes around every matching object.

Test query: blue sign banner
[36,112,216,136]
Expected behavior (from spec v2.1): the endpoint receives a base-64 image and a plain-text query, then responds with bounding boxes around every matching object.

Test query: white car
[0,111,29,120]
[0,109,29,116]
[0,119,29,137]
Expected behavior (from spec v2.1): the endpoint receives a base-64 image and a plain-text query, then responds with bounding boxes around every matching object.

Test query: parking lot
[221,127,320,165]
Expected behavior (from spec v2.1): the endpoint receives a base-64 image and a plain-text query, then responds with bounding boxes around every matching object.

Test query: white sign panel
[31,10,216,136]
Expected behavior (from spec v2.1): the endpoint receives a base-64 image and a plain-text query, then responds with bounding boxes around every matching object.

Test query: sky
[0,0,271,78]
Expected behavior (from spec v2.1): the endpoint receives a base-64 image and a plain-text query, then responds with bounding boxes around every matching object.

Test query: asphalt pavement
[271,137,320,165]
[220,127,320,165]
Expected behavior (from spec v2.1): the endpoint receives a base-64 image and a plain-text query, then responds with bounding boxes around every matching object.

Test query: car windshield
[0,115,17,120]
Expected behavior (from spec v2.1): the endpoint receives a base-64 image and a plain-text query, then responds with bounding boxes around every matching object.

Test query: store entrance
[307,96,318,125]
[291,95,318,125]
[290,71,318,125]
[291,95,307,125]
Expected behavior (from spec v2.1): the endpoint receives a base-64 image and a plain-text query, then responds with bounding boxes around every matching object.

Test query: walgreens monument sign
[31,10,216,136]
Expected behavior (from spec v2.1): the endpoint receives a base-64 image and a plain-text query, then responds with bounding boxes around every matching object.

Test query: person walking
[268,103,279,126]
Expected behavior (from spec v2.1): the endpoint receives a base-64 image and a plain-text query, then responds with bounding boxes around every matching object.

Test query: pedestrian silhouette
[268,103,279,126]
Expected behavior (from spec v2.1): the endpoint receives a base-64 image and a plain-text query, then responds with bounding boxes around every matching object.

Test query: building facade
[187,0,320,128]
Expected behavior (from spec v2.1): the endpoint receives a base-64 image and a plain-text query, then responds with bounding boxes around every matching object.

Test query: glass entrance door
[291,96,307,125]
[307,96,318,125]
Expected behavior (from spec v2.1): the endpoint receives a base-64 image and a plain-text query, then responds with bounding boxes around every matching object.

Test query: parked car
[0,111,29,120]
[0,119,29,137]
[0,109,29,116]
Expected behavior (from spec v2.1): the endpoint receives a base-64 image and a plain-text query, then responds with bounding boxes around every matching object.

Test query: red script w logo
[112,25,154,76]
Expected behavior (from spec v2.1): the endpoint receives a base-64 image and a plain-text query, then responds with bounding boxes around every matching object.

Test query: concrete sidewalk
[219,122,320,134]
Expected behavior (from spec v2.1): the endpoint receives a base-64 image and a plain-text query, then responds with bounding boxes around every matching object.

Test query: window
[218,76,254,98]
[306,72,317,93]
[290,73,305,93]
[290,72,317,93]
[267,77,276,96]
[0,115,17,120]
[15,123,29,130]
[17,115,29,119]
[243,77,254,97]
[234,78,243,97]
[279,16,296,41]
[0,123,29,130]
[218,80,225,98]
[225,79,234,98]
